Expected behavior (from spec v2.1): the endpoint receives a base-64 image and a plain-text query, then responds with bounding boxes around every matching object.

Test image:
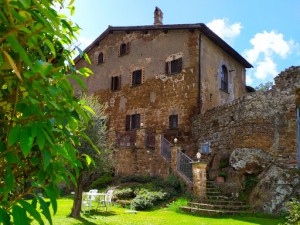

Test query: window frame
[220,65,229,92]
[125,114,141,130]
[169,114,178,129]
[119,42,130,56]
[166,58,182,75]
[111,76,121,91]
[132,69,142,86]
[98,52,104,64]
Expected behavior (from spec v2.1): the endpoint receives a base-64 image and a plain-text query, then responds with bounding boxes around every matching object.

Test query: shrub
[132,189,169,210]
[280,198,300,225]
[114,188,135,200]
[89,173,113,189]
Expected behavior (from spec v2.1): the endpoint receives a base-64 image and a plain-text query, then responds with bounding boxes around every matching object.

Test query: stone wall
[114,147,170,178]
[192,66,300,169]
[192,66,300,213]
[74,28,248,142]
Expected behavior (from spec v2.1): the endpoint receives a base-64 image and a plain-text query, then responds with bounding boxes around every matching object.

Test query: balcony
[115,128,155,150]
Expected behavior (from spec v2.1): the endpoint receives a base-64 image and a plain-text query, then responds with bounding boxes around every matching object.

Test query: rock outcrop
[229,148,272,175]
[249,165,300,213]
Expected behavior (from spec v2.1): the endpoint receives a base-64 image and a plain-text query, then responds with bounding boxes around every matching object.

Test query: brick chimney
[154,7,163,25]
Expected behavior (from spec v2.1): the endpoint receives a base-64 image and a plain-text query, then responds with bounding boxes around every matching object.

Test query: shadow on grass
[68,210,118,225]
[176,209,284,225]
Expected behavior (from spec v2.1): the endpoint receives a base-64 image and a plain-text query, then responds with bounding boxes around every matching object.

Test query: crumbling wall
[192,66,300,169]
[192,66,300,213]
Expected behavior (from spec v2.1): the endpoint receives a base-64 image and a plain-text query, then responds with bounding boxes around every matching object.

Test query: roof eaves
[74,23,253,68]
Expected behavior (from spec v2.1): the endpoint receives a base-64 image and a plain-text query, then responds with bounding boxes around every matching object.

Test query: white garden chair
[81,189,98,214]
[97,189,114,211]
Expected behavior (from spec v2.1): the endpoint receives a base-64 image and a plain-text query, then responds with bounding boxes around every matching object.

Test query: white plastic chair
[82,189,98,214]
[98,190,114,211]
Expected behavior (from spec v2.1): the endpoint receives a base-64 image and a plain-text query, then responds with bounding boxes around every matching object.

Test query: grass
[32,198,284,225]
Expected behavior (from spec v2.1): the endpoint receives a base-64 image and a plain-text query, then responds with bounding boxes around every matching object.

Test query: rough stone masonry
[192,66,300,213]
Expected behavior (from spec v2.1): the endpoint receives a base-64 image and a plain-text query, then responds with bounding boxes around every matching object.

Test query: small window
[169,115,178,129]
[166,58,182,75]
[120,42,130,56]
[98,52,104,64]
[125,114,141,130]
[132,70,142,86]
[220,65,228,92]
[111,76,121,91]
[200,142,210,154]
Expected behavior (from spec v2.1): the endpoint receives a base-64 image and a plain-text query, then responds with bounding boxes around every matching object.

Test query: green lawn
[33,198,284,225]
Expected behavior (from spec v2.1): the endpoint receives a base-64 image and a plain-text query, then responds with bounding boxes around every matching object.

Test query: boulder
[249,165,300,213]
[229,148,272,174]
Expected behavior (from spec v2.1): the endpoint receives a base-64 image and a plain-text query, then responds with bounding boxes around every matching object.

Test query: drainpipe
[198,32,202,114]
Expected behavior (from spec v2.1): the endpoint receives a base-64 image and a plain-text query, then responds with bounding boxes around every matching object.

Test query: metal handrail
[161,136,171,161]
[177,151,193,183]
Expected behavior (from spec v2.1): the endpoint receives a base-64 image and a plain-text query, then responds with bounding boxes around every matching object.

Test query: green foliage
[132,188,169,210]
[219,160,229,168]
[166,198,188,213]
[280,198,300,225]
[89,173,113,190]
[218,171,227,178]
[255,81,274,91]
[114,188,135,200]
[0,0,94,224]
[245,175,258,191]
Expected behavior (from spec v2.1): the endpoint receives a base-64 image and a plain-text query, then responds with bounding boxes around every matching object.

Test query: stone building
[74,7,300,213]
[74,7,252,175]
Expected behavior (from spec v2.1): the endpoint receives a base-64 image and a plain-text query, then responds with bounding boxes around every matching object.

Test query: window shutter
[111,77,114,91]
[125,115,131,130]
[178,57,182,72]
[126,42,131,53]
[165,62,169,74]
[117,75,121,90]
[135,114,140,129]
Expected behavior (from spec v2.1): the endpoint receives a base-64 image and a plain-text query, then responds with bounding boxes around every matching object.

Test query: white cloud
[207,18,242,44]
[244,31,292,64]
[254,57,277,79]
[246,74,254,85]
[244,30,295,84]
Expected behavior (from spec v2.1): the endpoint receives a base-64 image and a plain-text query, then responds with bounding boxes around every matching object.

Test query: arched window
[169,114,178,129]
[120,43,127,56]
[98,52,104,64]
[220,65,228,92]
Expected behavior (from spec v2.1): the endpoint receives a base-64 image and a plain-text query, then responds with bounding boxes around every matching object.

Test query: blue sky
[67,0,300,87]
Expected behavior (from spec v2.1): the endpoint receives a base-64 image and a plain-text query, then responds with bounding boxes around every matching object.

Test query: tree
[0,0,93,224]
[255,81,274,91]
[71,93,114,218]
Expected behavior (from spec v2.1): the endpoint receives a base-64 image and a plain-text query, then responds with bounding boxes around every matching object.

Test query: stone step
[180,206,250,215]
[206,195,230,200]
[199,199,245,206]
[188,202,249,210]
[206,191,221,196]
[206,187,219,191]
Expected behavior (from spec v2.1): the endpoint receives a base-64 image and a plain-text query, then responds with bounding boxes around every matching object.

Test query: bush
[114,188,135,200]
[132,189,169,210]
[280,198,300,225]
[89,173,113,189]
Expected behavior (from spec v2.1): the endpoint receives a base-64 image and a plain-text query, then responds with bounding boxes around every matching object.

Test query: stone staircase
[180,181,252,215]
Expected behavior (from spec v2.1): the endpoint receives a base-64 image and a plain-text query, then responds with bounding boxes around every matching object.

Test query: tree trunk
[70,183,84,218]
